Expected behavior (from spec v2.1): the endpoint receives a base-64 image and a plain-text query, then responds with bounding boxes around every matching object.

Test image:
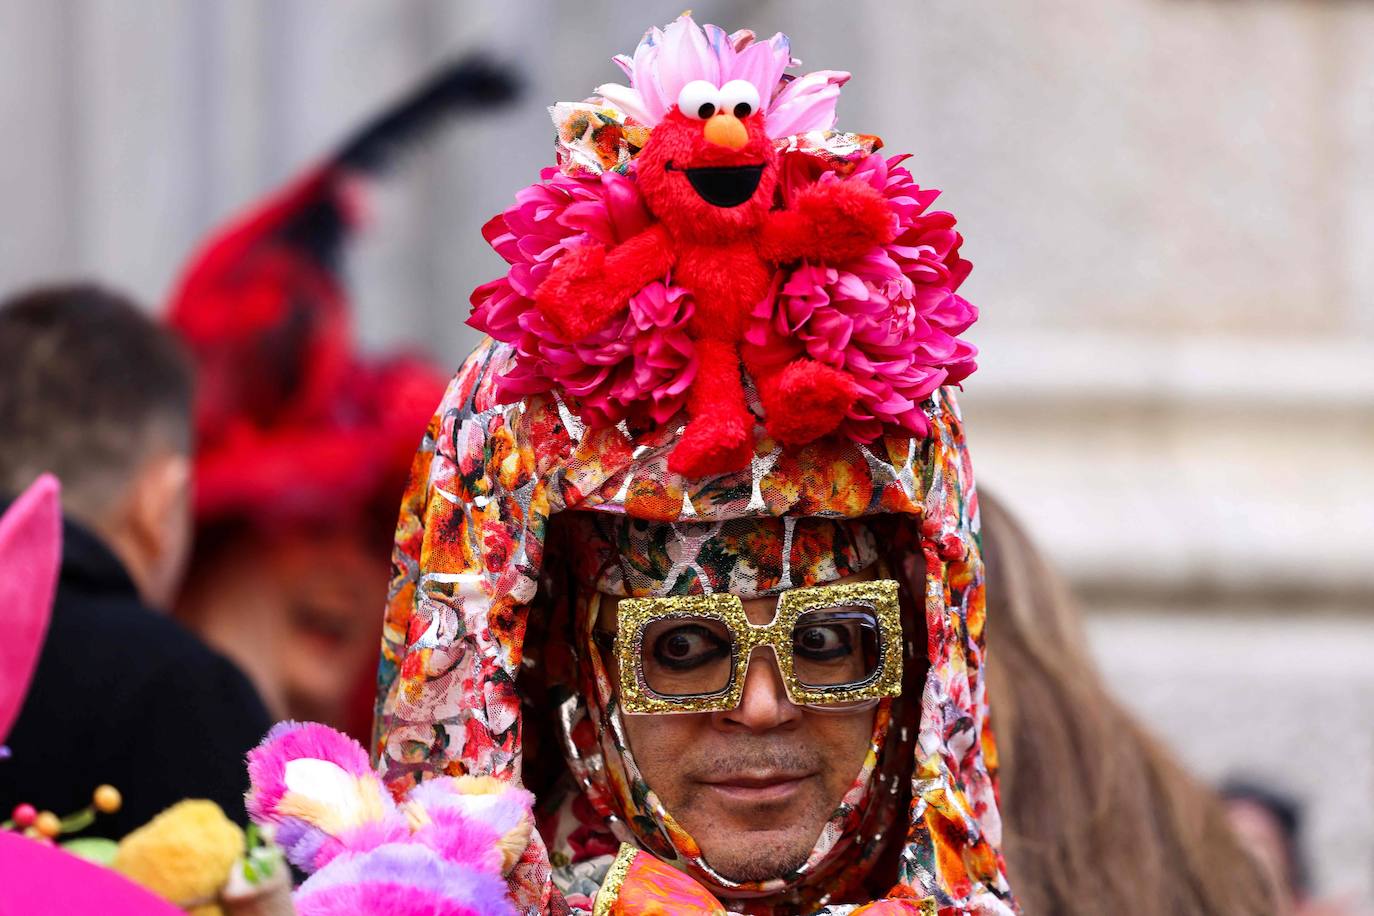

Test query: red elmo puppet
[534,78,895,478]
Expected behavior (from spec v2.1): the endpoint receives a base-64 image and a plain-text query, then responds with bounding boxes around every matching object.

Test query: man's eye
[794,625,853,661]
[652,625,729,670]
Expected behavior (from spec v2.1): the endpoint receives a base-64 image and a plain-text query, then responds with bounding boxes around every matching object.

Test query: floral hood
[372,340,1013,914]
[373,12,1011,915]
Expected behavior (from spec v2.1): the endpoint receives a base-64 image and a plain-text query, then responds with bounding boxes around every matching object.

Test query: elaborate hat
[166,58,516,527]
[375,14,1008,913]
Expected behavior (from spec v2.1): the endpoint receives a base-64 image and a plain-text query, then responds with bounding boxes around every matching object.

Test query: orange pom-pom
[34,810,61,839]
[94,785,123,814]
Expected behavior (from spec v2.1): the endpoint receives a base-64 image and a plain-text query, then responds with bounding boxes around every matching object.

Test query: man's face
[179,522,389,728]
[606,571,878,883]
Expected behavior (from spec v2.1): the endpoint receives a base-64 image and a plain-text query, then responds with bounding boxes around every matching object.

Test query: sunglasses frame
[613,579,903,714]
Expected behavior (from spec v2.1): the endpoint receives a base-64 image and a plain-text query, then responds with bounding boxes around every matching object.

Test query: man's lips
[698,771,814,803]
[665,160,765,208]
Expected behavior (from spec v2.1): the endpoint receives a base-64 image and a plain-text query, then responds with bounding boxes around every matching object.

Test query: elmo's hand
[761,179,896,265]
[534,244,615,341]
[534,225,677,341]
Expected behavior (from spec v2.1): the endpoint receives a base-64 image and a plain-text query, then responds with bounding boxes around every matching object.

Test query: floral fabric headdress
[471,16,977,462]
[376,13,1013,915]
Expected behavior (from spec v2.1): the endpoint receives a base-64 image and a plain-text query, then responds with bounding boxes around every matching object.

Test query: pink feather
[594,14,842,134]
[0,474,60,743]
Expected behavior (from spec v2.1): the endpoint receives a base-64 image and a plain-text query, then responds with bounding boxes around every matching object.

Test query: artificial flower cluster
[470,142,977,440]
[469,14,977,446]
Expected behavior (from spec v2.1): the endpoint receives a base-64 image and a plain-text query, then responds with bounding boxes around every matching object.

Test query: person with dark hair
[1219,780,1365,915]
[1221,780,1307,910]
[0,284,271,837]
[363,14,1013,911]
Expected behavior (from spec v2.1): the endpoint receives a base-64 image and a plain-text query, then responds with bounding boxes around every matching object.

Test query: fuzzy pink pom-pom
[294,844,514,916]
[412,808,503,874]
[406,779,535,874]
[245,721,402,872]
[245,720,375,822]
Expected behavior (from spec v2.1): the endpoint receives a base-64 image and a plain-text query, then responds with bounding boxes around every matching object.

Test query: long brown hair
[980,492,1275,916]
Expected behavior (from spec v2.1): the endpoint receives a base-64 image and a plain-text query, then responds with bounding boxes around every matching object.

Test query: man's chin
[687,812,818,883]
[700,834,812,884]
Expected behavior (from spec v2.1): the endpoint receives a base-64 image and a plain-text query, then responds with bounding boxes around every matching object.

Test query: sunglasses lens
[791,607,882,690]
[640,616,734,698]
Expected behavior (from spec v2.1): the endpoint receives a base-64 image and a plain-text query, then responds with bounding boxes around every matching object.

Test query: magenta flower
[468,167,696,426]
[745,152,978,442]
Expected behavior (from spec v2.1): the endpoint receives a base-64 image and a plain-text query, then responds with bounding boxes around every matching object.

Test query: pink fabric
[473,148,979,446]
[596,14,848,139]
[0,474,61,742]
[745,152,978,442]
[0,831,181,916]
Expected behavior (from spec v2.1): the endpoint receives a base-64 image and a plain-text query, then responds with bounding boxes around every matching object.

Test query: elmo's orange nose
[703,112,748,150]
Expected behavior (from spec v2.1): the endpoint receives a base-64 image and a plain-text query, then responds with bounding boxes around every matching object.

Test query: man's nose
[716,649,802,732]
[703,111,748,150]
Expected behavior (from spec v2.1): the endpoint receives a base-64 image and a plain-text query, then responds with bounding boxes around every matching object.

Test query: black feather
[279,196,351,277]
[334,54,521,175]
[275,54,519,275]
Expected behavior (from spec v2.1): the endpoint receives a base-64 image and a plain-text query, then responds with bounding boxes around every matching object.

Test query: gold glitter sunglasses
[593,579,903,714]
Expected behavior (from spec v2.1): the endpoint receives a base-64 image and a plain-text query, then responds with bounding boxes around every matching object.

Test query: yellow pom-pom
[114,800,244,916]
[93,784,122,814]
[34,810,61,839]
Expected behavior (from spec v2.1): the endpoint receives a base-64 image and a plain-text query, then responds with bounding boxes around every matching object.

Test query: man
[0,285,271,837]
[372,13,1012,913]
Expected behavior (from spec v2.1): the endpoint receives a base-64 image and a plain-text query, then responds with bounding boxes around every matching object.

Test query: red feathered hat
[166,58,517,527]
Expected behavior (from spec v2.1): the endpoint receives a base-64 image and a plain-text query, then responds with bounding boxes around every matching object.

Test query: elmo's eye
[718,80,761,120]
[677,80,719,120]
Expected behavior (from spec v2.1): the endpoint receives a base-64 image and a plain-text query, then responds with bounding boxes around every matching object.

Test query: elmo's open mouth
[670,163,765,208]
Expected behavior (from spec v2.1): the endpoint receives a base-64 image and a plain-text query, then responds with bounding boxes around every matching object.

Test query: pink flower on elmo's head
[595,13,848,138]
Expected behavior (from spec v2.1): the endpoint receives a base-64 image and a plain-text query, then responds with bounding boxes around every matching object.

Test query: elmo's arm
[760,180,895,265]
[534,224,675,340]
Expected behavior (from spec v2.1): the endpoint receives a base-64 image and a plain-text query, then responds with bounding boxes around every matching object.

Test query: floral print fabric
[559,512,879,599]
[373,337,1015,914]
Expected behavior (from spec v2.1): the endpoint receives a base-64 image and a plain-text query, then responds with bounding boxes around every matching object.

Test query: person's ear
[124,450,193,606]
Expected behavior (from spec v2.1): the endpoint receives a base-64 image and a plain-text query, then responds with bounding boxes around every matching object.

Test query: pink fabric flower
[745,152,978,442]
[470,146,978,444]
[596,14,848,138]
[469,168,696,426]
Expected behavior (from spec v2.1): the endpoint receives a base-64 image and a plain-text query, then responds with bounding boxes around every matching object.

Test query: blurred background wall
[2,0,1370,901]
